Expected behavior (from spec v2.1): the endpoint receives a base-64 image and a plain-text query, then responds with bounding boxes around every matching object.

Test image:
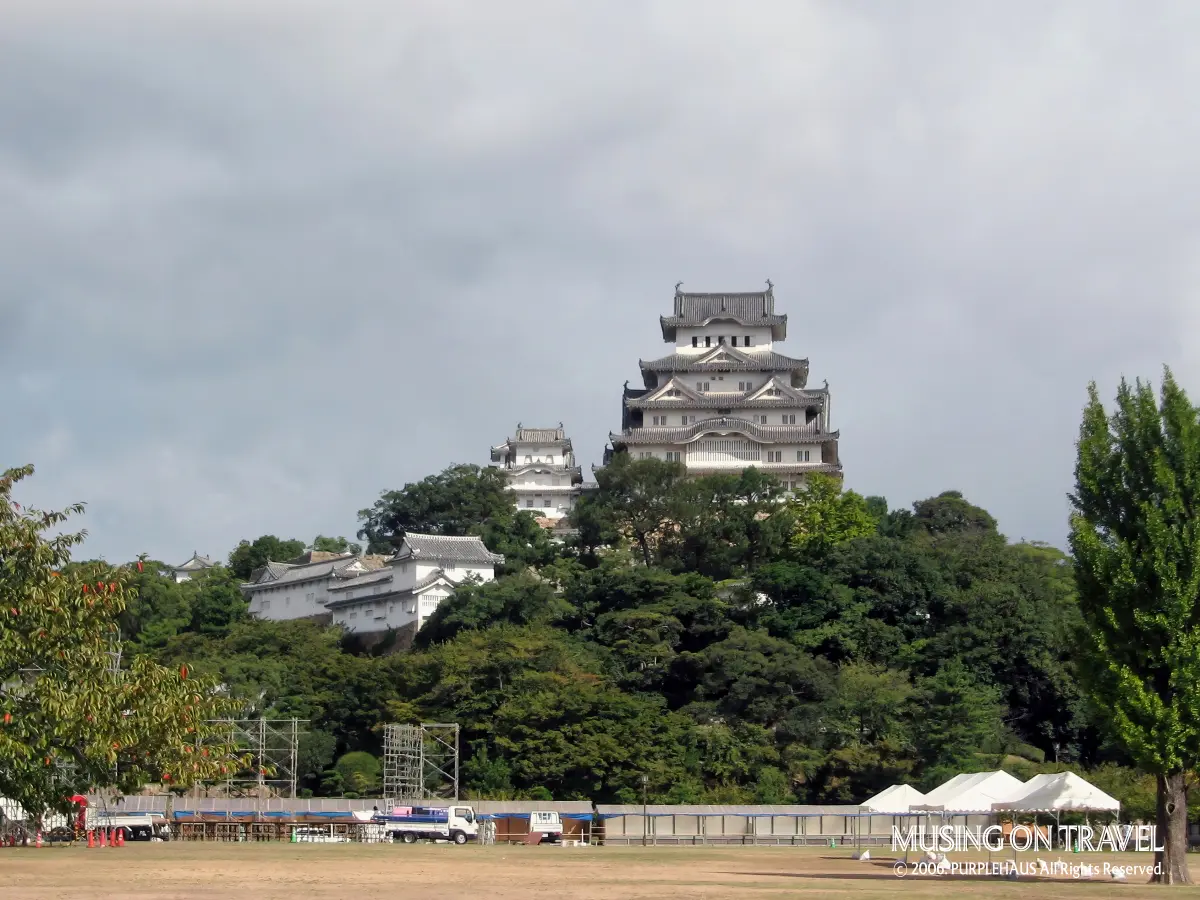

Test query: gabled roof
[491,424,574,462]
[660,287,788,341]
[392,533,504,566]
[860,784,927,813]
[627,376,826,410]
[176,552,217,570]
[912,771,1027,813]
[242,555,386,592]
[640,345,809,384]
[993,772,1120,814]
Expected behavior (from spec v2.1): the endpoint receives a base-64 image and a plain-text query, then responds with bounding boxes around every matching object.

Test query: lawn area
[2,842,1198,899]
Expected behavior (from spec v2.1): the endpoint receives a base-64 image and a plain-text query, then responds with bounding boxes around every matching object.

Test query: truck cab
[529,810,563,842]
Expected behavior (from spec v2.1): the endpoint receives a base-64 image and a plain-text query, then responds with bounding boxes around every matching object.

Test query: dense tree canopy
[9,446,1175,815]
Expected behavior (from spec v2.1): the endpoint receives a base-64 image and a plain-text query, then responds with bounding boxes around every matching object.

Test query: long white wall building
[325,533,503,645]
[242,550,390,621]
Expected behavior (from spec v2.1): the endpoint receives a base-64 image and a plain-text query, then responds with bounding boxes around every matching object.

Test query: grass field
[4,843,1200,899]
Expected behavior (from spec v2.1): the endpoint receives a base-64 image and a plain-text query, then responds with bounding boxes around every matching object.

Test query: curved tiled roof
[660,289,788,341]
[611,417,839,445]
[393,533,505,565]
[640,350,809,375]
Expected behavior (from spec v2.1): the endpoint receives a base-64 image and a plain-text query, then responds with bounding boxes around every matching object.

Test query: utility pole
[641,774,649,847]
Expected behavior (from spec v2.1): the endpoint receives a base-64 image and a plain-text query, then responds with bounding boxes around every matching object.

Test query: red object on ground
[35,830,42,848]
[98,829,106,847]
[87,831,95,848]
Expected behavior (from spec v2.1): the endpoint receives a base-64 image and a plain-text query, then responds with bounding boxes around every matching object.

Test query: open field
[4,844,1200,900]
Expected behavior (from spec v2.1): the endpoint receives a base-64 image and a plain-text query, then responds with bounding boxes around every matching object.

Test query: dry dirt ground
[4,843,1200,900]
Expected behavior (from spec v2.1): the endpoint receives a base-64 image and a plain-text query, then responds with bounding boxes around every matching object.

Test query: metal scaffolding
[382,723,459,807]
[208,718,306,800]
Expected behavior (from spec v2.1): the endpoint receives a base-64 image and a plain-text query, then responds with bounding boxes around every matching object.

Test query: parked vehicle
[529,810,563,843]
[94,813,172,841]
[377,806,478,844]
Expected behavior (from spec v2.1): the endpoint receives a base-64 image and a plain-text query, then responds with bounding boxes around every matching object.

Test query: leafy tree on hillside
[0,465,243,818]
[415,573,575,648]
[788,474,877,553]
[227,535,306,580]
[1070,369,1200,884]
[357,463,555,571]
[575,455,686,567]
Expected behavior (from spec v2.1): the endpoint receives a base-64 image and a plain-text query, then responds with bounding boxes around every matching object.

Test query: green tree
[575,455,686,567]
[909,660,1005,787]
[312,535,363,556]
[415,573,575,648]
[332,751,381,797]
[227,535,306,581]
[1070,369,1200,883]
[357,464,555,571]
[0,465,243,818]
[788,474,877,553]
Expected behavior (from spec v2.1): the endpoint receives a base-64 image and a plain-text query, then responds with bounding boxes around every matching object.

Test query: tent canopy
[912,771,1026,813]
[860,783,927,814]
[993,772,1119,814]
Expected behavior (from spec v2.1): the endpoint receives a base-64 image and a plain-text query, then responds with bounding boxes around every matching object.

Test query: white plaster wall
[675,325,774,353]
[332,586,455,635]
[506,443,566,466]
[247,575,340,621]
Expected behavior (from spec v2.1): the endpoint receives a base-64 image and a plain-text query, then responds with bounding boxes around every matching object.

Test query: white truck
[528,810,563,843]
[92,812,173,842]
[378,805,478,845]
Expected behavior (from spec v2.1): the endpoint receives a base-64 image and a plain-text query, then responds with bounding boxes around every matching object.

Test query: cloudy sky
[4,1,1199,564]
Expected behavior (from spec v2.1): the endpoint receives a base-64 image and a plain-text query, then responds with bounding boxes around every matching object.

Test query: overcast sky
[4,1,1199,564]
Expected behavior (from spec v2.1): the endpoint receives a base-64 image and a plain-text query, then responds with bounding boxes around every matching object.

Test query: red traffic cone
[87,830,95,848]
[99,828,107,847]
[115,828,124,847]
[35,830,42,848]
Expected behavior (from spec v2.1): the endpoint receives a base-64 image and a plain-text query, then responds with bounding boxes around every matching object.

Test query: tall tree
[576,455,685,567]
[0,465,242,818]
[227,535,306,580]
[1070,369,1200,884]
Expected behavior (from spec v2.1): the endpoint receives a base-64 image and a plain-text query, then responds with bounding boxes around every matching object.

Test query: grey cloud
[3,0,1199,562]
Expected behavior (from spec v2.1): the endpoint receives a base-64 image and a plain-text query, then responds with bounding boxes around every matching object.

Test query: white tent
[860,783,927,813]
[993,772,1119,814]
[913,771,1027,813]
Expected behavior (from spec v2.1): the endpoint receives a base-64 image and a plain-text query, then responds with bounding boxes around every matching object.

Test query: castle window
[731,336,738,347]
[652,415,667,426]
[798,450,811,462]
[767,451,782,463]
[705,336,711,347]
[692,336,698,347]
[665,451,681,462]
[745,335,752,346]
[783,414,796,424]
[758,415,768,424]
